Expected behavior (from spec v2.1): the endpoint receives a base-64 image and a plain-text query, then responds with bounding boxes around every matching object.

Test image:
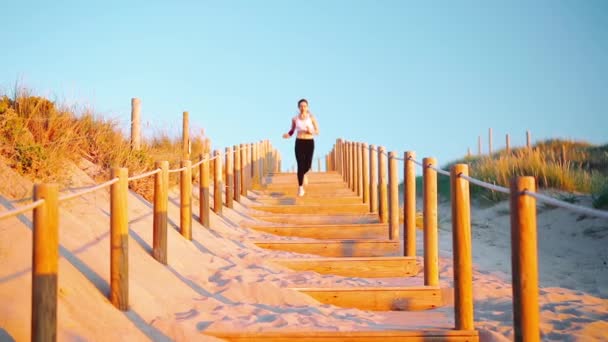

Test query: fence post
[506,134,511,154]
[130,98,141,150]
[214,150,223,214]
[526,130,532,150]
[153,161,168,264]
[388,151,399,240]
[423,157,439,286]
[510,176,540,342]
[370,144,378,213]
[182,111,190,159]
[451,164,474,330]
[199,154,210,228]
[252,143,259,186]
[240,144,248,196]
[362,143,370,205]
[32,183,59,342]
[110,168,129,310]
[489,127,493,155]
[378,146,388,223]
[357,142,363,197]
[234,145,241,202]
[478,136,482,156]
[404,151,416,257]
[180,160,192,240]
[225,146,234,208]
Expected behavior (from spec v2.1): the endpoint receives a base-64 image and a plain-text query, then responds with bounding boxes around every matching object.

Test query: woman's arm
[311,115,320,135]
[282,118,296,139]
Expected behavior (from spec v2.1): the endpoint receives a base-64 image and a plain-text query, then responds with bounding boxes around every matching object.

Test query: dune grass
[419,140,608,209]
[0,91,209,201]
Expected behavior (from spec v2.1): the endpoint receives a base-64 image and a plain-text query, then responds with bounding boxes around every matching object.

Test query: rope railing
[127,168,161,181]
[0,199,46,220]
[524,191,608,219]
[459,174,511,195]
[58,178,120,202]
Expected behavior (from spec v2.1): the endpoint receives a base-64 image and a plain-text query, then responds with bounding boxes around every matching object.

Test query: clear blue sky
[2,1,607,171]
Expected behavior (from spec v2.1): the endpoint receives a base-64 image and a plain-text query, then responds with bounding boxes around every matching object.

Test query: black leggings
[295,138,314,186]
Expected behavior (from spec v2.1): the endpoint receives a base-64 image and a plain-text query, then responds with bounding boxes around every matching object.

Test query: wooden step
[267,256,419,277]
[253,196,364,205]
[205,329,479,341]
[250,203,370,215]
[249,223,388,239]
[293,286,443,311]
[250,213,380,225]
[253,240,399,257]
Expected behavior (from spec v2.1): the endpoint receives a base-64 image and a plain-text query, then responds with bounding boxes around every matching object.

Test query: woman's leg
[295,139,306,186]
[303,139,315,175]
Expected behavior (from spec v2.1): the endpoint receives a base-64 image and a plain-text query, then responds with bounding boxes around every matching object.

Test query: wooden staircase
[207,171,478,341]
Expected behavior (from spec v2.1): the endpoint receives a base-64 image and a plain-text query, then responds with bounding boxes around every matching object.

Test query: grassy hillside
[0,91,208,200]
[412,140,608,209]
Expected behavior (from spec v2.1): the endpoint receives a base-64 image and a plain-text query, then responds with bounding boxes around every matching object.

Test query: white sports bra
[295,115,314,134]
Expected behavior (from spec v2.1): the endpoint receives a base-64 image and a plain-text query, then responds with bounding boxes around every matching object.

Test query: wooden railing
[323,138,608,342]
[0,137,280,342]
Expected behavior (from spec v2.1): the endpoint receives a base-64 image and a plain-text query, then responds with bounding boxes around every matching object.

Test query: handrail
[0,199,45,220]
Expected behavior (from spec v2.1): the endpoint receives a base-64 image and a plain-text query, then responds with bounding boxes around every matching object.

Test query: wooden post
[214,150,223,214]
[252,143,259,186]
[249,143,254,186]
[357,142,364,197]
[362,143,370,205]
[526,130,532,150]
[153,161,168,264]
[318,157,321,172]
[388,151,399,240]
[346,142,352,190]
[182,111,190,159]
[451,164,474,330]
[370,144,378,213]
[234,145,241,202]
[180,160,192,240]
[32,183,59,342]
[110,168,129,310]
[325,155,329,172]
[510,177,540,342]
[506,134,511,154]
[240,144,247,196]
[336,139,342,175]
[199,154,210,228]
[404,151,416,257]
[467,147,471,157]
[488,127,493,155]
[130,98,141,150]
[225,146,234,208]
[478,136,482,156]
[378,146,388,223]
[423,157,439,286]
[354,142,360,195]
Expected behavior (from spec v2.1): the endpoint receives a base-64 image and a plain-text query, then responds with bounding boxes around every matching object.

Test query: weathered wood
[225,146,234,208]
[248,223,389,239]
[506,134,511,154]
[199,153,210,228]
[249,203,370,215]
[110,168,129,310]
[180,160,192,240]
[32,183,59,342]
[423,157,439,286]
[253,240,400,257]
[510,176,540,342]
[404,151,416,257]
[388,151,399,240]
[253,196,363,206]
[240,144,247,196]
[205,330,479,342]
[268,256,419,277]
[234,145,241,202]
[378,146,388,223]
[213,149,223,214]
[362,143,369,205]
[349,141,354,191]
[526,130,532,150]
[153,161,169,264]
[130,98,141,150]
[249,213,380,225]
[182,111,190,158]
[370,144,378,213]
[294,286,443,311]
[451,164,473,330]
[355,142,361,196]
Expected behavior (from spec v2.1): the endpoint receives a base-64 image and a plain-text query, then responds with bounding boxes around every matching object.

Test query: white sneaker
[298,186,305,197]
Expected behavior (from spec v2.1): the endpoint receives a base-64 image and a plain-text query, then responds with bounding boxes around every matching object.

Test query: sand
[1,162,607,341]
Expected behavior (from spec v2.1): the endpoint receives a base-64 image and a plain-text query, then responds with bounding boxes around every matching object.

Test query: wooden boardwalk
[208,171,479,341]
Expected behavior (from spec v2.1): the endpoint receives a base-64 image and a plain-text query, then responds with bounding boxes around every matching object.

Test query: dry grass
[0,91,210,201]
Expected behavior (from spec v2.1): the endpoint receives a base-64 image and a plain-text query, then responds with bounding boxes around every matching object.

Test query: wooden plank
[249,223,388,239]
[294,286,443,311]
[250,214,380,225]
[205,329,479,342]
[250,203,370,215]
[268,256,419,277]
[253,240,399,257]
[254,196,363,205]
